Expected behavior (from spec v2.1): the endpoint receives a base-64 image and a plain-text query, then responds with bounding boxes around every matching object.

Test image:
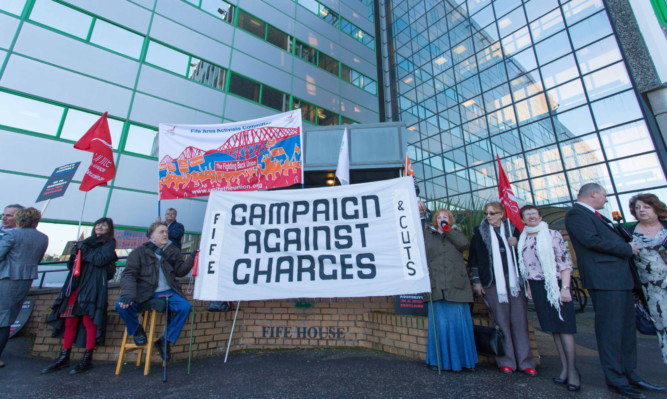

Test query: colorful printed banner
[158,110,303,200]
[193,176,430,301]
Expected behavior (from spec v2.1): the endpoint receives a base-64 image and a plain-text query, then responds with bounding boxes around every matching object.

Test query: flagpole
[75,192,88,240]
[40,199,51,217]
[224,301,241,363]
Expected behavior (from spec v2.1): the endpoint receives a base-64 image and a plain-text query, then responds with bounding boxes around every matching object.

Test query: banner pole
[75,192,88,240]
[40,199,51,217]
[428,297,441,374]
[224,301,241,363]
[158,200,161,219]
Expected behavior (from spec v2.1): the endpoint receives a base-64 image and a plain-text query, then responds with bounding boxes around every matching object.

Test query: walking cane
[161,295,170,383]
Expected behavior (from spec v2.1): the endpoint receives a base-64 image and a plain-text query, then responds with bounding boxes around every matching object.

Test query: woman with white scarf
[469,201,537,376]
[518,205,579,392]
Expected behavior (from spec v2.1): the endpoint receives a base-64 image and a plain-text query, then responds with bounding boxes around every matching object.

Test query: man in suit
[565,183,665,398]
[156,208,184,251]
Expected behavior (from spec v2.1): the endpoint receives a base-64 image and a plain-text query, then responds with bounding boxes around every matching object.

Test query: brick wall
[23,285,538,367]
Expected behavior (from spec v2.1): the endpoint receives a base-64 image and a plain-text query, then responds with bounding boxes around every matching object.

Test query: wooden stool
[115,310,163,375]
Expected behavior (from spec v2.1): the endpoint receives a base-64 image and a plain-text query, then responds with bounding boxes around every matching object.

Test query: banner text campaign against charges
[194,177,431,301]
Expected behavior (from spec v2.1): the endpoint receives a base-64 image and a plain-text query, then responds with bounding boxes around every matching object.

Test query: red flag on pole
[497,155,524,232]
[74,112,116,192]
[404,154,415,177]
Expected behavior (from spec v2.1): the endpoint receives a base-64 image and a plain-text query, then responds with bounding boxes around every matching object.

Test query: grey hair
[577,183,603,199]
[4,204,24,210]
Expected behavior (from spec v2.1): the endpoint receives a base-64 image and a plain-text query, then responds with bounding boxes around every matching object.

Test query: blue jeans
[115,290,191,343]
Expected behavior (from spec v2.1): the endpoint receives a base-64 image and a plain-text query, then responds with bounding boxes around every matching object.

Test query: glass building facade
[386,0,667,219]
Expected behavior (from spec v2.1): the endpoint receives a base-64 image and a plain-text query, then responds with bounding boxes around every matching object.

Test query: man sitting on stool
[115,222,194,361]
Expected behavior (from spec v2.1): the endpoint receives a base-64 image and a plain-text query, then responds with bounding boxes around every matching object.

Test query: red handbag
[72,249,81,277]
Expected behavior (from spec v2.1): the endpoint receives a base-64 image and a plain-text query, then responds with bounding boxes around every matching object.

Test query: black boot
[155,337,171,362]
[69,349,93,375]
[41,349,71,374]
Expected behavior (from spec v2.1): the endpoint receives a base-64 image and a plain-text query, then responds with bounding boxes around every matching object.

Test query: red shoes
[500,366,513,374]
[524,368,538,376]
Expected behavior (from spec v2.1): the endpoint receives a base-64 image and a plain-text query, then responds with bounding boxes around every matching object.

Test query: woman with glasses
[468,201,537,375]
[518,205,579,391]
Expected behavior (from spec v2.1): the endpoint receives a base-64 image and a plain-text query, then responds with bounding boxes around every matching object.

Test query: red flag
[191,250,199,277]
[404,154,415,177]
[74,112,116,192]
[72,249,82,277]
[497,155,524,232]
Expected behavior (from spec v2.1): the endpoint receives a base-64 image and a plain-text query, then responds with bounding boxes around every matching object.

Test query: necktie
[595,211,603,219]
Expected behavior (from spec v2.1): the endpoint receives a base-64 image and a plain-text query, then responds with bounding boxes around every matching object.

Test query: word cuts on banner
[194,177,430,301]
[158,110,303,199]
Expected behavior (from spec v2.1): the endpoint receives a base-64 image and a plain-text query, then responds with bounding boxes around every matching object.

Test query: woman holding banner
[423,209,477,372]
[469,201,536,375]
[43,218,117,375]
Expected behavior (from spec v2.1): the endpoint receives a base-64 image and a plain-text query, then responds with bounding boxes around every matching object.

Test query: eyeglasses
[522,212,540,217]
[483,211,501,216]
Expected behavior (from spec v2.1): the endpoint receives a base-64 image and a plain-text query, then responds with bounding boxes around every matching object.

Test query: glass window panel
[520,119,556,151]
[470,161,497,190]
[567,164,612,198]
[546,78,586,112]
[524,0,558,21]
[493,0,522,18]
[590,90,642,130]
[487,104,517,134]
[266,25,291,51]
[300,0,319,14]
[229,73,260,102]
[60,109,122,149]
[526,144,563,177]
[491,129,521,157]
[462,117,489,143]
[530,8,564,43]
[454,55,479,81]
[599,121,654,160]
[562,0,604,26]
[476,41,503,71]
[479,62,507,91]
[89,20,143,59]
[515,93,549,124]
[540,54,579,89]
[472,187,498,204]
[534,31,571,66]
[501,27,531,56]
[505,48,537,79]
[497,7,526,38]
[468,0,492,16]
[511,74,543,101]
[460,95,485,122]
[145,41,189,75]
[568,11,612,50]
[499,154,528,181]
[237,10,265,39]
[316,107,337,126]
[531,173,570,204]
[124,124,156,156]
[452,38,474,65]
[1,0,27,15]
[443,147,468,172]
[472,27,496,54]
[200,0,235,23]
[457,75,482,100]
[609,153,667,193]
[512,179,534,203]
[441,126,464,148]
[576,36,622,74]
[553,105,596,139]
[559,133,605,169]
[483,83,512,112]
[29,0,92,39]
[583,62,631,101]
[449,20,472,45]
[318,52,339,75]
[296,41,317,64]
[261,86,287,111]
[293,98,316,123]
[188,58,226,90]
[446,172,471,195]
[467,139,493,166]
[0,92,63,136]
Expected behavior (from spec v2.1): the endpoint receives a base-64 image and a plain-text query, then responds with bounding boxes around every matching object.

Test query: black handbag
[635,297,657,335]
[473,296,506,357]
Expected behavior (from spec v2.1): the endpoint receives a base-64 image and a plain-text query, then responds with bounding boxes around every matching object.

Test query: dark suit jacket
[564,203,634,290]
[168,221,184,250]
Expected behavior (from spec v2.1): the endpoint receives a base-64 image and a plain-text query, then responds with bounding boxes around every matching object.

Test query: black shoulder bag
[473,296,506,357]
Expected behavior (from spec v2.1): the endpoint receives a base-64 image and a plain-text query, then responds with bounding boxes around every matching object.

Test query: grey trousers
[485,283,536,370]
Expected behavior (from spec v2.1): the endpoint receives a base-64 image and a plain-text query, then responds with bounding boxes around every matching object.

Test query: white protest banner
[194,176,430,301]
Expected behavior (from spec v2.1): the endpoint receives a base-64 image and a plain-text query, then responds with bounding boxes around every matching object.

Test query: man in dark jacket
[115,222,194,361]
[566,183,664,398]
[156,208,184,250]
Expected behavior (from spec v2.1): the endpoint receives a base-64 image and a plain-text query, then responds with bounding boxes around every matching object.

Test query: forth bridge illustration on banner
[158,110,303,200]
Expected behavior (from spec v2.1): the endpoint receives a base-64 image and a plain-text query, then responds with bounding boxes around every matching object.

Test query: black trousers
[588,289,638,387]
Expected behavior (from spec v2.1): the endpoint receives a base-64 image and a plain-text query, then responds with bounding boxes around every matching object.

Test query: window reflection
[526,145,563,177]
[576,36,622,74]
[568,11,612,50]
[553,105,595,139]
[559,133,604,169]
[531,173,570,204]
[599,121,654,160]
[89,20,143,59]
[1,0,26,15]
[546,79,586,112]
[0,91,63,136]
[229,73,260,102]
[590,90,642,130]
[29,0,91,39]
[124,124,156,156]
[530,8,564,43]
[567,164,612,197]
[60,109,122,149]
[145,41,189,75]
[582,62,631,101]
[200,0,235,23]
[609,154,667,192]
[237,10,266,39]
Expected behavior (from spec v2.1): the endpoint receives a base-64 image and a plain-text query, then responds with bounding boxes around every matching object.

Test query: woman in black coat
[43,217,117,375]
